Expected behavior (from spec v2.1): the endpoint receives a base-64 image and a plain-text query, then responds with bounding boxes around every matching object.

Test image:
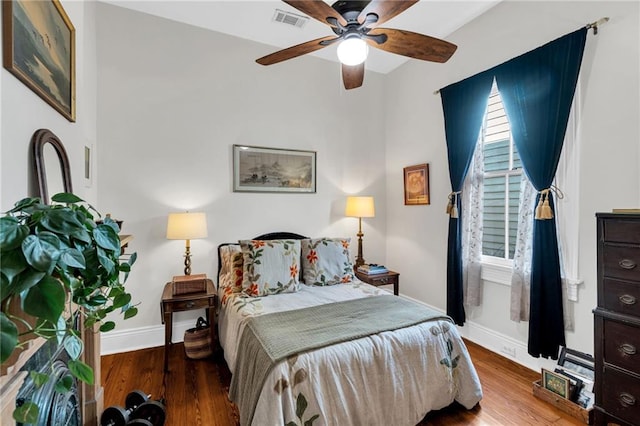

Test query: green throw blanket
[229,295,450,426]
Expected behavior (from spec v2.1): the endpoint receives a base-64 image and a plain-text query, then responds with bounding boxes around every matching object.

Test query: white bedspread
[218,282,483,426]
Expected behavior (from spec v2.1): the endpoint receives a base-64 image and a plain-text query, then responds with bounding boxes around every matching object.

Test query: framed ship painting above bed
[233,145,316,193]
[2,0,75,122]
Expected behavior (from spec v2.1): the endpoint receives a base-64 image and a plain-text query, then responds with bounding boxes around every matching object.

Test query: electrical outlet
[501,345,516,358]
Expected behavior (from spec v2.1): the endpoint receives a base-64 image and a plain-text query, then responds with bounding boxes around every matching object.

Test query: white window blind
[481,84,522,260]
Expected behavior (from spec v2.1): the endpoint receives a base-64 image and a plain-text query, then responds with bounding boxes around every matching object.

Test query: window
[480,83,522,260]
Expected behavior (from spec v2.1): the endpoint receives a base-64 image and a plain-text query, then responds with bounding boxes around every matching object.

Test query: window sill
[480,259,513,286]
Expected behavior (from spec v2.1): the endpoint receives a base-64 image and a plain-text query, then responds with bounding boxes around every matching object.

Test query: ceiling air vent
[272,9,309,28]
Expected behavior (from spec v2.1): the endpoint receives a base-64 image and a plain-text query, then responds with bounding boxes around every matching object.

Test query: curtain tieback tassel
[446,191,461,219]
[535,188,554,220]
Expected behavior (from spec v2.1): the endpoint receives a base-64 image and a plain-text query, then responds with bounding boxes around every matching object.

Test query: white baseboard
[100,319,195,355]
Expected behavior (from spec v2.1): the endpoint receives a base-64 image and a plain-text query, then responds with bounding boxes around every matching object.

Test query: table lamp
[166,212,208,275]
[345,196,375,268]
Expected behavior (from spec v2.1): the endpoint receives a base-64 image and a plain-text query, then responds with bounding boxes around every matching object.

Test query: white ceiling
[100,0,501,74]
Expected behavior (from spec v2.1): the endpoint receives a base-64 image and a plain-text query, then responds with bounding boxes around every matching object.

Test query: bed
[217,232,482,426]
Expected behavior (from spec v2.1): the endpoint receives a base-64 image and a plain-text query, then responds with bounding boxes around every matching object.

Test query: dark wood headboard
[217,232,308,277]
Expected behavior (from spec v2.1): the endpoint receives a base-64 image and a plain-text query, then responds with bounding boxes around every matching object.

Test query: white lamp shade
[166,212,208,240]
[345,196,375,218]
[337,38,369,66]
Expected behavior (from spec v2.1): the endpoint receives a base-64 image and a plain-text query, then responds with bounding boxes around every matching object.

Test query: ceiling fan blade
[357,0,419,28]
[342,63,365,90]
[256,36,337,66]
[366,28,457,63]
[283,0,347,27]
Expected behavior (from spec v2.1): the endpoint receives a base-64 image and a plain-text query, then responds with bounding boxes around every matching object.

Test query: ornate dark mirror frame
[32,129,73,204]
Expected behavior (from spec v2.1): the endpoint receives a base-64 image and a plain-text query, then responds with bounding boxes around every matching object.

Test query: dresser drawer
[602,366,640,425]
[603,279,640,317]
[170,297,211,312]
[604,219,640,244]
[603,245,640,281]
[605,320,640,374]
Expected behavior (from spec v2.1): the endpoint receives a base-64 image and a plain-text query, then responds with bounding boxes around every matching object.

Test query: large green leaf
[7,197,40,214]
[30,371,49,388]
[0,217,29,251]
[99,321,115,332]
[51,193,83,204]
[112,293,131,309]
[40,209,85,236]
[13,402,39,423]
[59,248,86,270]
[68,359,94,385]
[93,225,120,252]
[0,248,27,282]
[11,270,46,294]
[0,312,18,363]
[55,375,74,393]
[22,276,65,324]
[21,232,61,273]
[97,247,116,275]
[123,306,138,320]
[63,334,83,360]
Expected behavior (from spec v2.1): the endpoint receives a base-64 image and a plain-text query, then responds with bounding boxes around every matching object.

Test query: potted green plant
[0,193,138,423]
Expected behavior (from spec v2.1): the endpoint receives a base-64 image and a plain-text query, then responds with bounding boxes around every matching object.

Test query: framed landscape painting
[233,145,316,193]
[2,0,75,121]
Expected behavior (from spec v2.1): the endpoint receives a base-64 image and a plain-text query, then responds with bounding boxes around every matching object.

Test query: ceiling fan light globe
[337,38,368,66]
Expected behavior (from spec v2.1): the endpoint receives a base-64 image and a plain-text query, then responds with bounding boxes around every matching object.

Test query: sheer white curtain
[509,83,581,330]
[556,82,583,331]
[462,143,484,307]
[510,177,536,322]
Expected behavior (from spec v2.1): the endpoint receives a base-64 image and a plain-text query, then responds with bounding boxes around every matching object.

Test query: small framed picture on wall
[403,163,430,205]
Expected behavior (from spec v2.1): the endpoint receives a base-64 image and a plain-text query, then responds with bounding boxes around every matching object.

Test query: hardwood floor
[101,340,585,425]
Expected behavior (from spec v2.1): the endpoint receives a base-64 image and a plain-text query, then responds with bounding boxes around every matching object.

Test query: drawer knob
[380,278,388,283]
[619,259,637,270]
[619,294,637,305]
[186,301,195,308]
[619,392,636,408]
[620,343,637,356]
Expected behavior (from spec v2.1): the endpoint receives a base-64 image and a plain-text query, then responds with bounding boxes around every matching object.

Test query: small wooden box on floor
[532,380,593,424]
[172,273,207,295]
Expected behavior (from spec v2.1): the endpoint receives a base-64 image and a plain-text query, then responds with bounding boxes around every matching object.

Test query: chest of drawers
[594,213,640,426]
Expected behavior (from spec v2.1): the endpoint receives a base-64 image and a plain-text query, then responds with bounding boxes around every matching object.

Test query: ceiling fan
[256,0,458,90]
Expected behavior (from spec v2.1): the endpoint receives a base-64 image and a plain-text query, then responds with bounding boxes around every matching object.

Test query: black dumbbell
[101,390,155,426]
[128,400,166,426]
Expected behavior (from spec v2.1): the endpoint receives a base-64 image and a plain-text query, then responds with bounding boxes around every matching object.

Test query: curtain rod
[432,17,609,95]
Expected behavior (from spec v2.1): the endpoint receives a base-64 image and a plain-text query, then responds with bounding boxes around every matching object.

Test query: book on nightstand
[357,264,388,275]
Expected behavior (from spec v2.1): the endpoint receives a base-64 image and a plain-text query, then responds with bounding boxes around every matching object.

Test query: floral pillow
[218,244,241,289]
[239,239,301,297]
[301,238,353,286]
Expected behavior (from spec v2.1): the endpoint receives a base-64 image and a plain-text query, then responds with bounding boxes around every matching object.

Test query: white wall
[95,3,387,352]
[0,0,98,210]
[4,0,638,366]
[385,1,639,369]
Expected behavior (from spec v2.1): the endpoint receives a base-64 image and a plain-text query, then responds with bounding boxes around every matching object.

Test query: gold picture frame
[403,163,430,205]
[2,0,76,121]
[542,368,570,399]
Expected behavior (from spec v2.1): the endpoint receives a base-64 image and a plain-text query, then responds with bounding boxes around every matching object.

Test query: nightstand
[160,279,217,371]
[355,270,400,295]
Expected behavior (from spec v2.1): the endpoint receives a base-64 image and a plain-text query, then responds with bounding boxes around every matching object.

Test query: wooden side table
[160,279,216,371]
[355,270,400,295]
